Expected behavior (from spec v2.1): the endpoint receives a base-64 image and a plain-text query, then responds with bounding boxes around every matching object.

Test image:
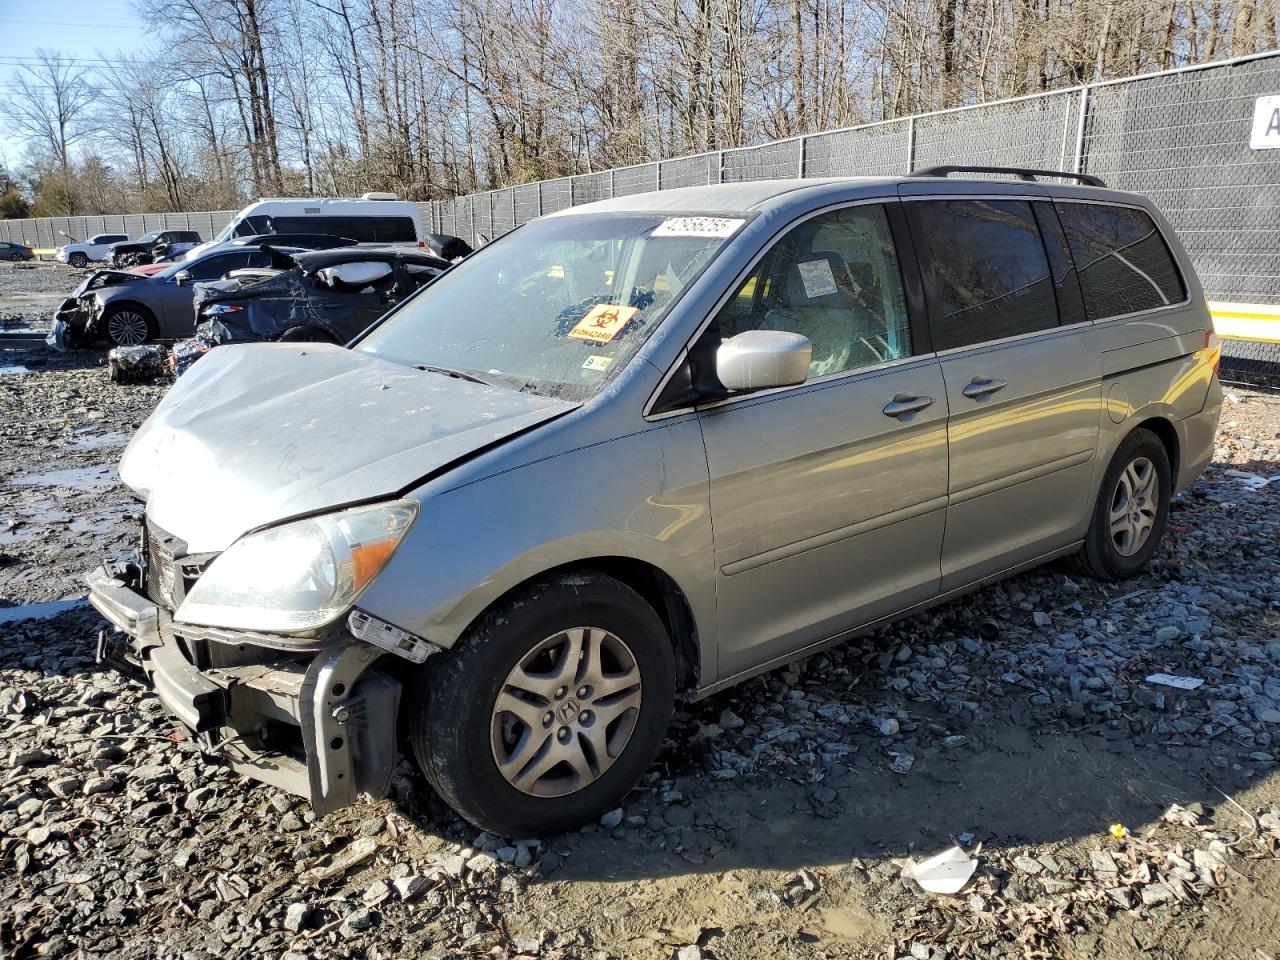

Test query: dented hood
[121,343,577,552]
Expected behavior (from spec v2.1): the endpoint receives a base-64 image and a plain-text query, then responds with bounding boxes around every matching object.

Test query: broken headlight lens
[175,500,418,633]
[202,303,244,316]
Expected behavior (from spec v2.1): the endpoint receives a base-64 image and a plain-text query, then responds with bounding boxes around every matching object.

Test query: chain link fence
[4,51,1280,303]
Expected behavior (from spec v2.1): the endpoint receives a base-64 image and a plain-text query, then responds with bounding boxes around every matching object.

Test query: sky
[0,0,151,168]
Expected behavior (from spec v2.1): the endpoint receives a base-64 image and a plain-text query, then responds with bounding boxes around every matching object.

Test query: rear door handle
[882,394,935,419]
[962,376,1008,399]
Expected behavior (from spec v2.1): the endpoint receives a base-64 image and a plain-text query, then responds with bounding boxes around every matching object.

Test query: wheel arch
[1130,415,1180,489]
[453,557,702,694]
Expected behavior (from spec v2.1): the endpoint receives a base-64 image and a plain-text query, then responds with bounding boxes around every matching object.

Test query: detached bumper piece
[86,562,401,815]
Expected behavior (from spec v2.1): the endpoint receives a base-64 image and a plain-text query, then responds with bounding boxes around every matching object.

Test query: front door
[904,196,1102,588]
[696,202,950,678]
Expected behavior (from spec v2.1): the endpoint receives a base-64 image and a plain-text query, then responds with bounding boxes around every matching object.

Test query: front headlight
[175,500,418,632]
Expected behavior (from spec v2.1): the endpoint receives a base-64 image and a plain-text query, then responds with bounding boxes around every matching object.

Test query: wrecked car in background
[109,230,203,268]
[55,232,130,269]
[172,248,448,374]
[49,245,303,348]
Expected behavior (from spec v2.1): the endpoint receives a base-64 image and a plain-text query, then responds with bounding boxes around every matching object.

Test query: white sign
[797,259,838,298]
[1249,95,1280,149]
[651,216,743,238]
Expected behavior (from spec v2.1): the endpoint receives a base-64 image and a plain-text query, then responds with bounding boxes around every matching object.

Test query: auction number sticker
[582,355,614,371]
[651,217,744,238]
[568,304,639,343]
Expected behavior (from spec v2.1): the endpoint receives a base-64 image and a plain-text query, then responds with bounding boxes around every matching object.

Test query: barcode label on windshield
[651,217,744,239]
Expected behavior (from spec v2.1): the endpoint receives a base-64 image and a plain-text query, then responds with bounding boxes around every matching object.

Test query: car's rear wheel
[103,306,156,347]
[8,252,23,262]
[410,572,676,836]
[69,252,88,269]
[1075,428,1171,580]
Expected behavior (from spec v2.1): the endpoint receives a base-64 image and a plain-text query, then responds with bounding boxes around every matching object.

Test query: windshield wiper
[414,363,492,385]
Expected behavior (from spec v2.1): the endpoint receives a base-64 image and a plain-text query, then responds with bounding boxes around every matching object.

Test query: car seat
[760,251,884,377]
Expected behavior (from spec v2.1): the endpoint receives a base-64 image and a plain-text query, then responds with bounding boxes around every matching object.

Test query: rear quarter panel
[1086,196,1219,499]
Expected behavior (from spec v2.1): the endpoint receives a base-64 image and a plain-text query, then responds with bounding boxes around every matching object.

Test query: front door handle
[962,376,1008,399]
[882,394,935,418]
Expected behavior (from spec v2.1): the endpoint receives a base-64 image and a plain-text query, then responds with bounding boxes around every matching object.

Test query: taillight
[418,240,426,249]
[1203,329,1221,376]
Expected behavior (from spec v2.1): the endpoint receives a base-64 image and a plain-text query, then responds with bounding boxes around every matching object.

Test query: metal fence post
[1072,85,1091,174]
[537,182,543,217]
[609,168,616,200]
[905,116,916,174]
[798,135,806,177]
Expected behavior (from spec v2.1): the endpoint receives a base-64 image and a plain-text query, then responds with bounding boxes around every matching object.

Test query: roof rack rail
[909,164,1106,188]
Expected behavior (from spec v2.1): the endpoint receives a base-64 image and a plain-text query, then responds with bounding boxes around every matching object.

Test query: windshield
[138,232,159,243]
[357,213,743,399]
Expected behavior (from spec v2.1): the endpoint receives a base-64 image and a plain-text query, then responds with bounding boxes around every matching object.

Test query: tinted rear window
[914,199,1059,350]
[271,216,415,243]
[1055,202,1186,321]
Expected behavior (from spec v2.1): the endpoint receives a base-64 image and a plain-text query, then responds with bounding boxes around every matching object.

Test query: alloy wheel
[1109,456,1158,557]
[490,627,642,798]
[107,310,150,346]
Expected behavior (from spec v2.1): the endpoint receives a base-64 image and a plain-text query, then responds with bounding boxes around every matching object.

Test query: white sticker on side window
[797,259,838,298]
[651,217,744,238]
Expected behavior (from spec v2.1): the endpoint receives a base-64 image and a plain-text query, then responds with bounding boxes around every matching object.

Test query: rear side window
[914,199,1059,350]
[188,252,251,280]
[272,216,415,243]
[1055,202,1186,321]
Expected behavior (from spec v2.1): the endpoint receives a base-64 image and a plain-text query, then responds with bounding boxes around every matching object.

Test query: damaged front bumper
[47,298,93,351]
[86,559,403,815]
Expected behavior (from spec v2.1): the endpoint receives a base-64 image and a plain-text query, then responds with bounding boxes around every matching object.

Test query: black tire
[411,572,676,837]
[69,252,88,269]
[1074,428,1171,581]
[8,252,22,262]
[278,325,337,344]
[102,305,157,347]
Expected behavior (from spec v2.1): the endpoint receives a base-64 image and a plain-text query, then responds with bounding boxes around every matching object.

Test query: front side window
[712,204,912,379]
[915,199,1059,350]
[358,213,741,399]
[1055,202,1186,321]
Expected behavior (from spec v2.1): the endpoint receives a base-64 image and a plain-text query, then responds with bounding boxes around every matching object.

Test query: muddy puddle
[9,464,120,491]
[0,597,88,624]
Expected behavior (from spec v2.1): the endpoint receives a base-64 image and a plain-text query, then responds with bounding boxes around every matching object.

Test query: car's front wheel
[411,572,676,837]
[103,306,156,346]
[8,252,23,262]
[69,252,88,269]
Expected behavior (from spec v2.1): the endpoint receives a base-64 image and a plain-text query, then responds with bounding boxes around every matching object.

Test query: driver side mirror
[174,270,192,286]
[716,330,811,392]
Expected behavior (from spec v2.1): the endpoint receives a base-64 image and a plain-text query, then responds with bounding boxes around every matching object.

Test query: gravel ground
[0,262,82,328]
[1,266,1279,959]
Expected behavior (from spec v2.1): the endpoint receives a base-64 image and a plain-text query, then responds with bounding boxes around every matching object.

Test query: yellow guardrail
[1209,301,1280,344]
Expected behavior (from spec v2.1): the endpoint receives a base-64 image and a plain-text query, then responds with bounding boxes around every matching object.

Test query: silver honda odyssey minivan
[89,167,1222,836]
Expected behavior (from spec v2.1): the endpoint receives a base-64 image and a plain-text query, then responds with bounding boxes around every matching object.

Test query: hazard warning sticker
[567,304,639,343]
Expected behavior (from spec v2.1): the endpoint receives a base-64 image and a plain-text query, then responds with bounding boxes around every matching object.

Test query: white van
[188,194,426,260]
